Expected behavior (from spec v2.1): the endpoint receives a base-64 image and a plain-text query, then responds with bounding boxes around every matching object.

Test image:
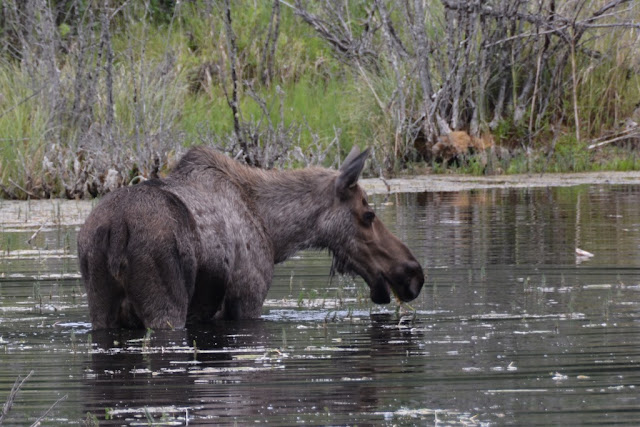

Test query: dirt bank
[3,171,640,229]
[361,171,640,195]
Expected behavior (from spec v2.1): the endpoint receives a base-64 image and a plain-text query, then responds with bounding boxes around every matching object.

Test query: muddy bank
[361,170,640,195]
[2,171,640,228]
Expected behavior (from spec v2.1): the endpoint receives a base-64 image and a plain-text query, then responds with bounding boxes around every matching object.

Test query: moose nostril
[405,261,424,279]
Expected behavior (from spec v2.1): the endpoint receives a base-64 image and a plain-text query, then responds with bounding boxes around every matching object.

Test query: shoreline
[361,171,640,195]
[2,171,640,228]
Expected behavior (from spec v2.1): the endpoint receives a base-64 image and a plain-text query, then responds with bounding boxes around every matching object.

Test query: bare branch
[30,394,68,427]
[221,0,246,159]
[1,371,34,424]
[260,0,281,85]
[291,0,378,63]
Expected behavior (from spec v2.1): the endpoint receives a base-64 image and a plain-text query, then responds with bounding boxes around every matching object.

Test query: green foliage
[0,65,50,193]
[570,27,640,139]
[0,0,639,198]
[551,136,587,172]
[149,0,176,24]
[108,0,350,150]
[83,411,100,427]
[504,155,530,175]
[465,157,488,176]
[493,118,527,149]
[500,137,640,174]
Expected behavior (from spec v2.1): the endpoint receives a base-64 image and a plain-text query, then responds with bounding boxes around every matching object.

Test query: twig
[27,220,49,245]
[355,61,385,113]
[289,0,377,61]
[157,0,180,135]
[110,0,133,20]
[587,130,640,150]
[30,394,68,427]
[589,125,639,143]
[1,370,34,424]
[100,1,114,145]
[379,177,391,193]
[8,179,38,199]
[442,0,634,35]
[0,183,18,199]
[260,0,280,85]
[485,25,571,48]
[0,85,46,121]
[221,0,246,159]
[570,29,580,143]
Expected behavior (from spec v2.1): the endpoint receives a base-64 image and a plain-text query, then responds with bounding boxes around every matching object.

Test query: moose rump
[78,146,424,330]
[77,183,199,329]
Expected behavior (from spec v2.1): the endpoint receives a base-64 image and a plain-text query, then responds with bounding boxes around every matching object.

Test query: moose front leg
[216,261,272,320]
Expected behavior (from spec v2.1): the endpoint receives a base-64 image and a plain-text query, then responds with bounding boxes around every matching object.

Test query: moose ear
[336,146,370,198]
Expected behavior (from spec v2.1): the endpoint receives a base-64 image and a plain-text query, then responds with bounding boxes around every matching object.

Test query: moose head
[325,147,424,304]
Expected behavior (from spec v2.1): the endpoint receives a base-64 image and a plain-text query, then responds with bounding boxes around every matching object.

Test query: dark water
[1,185,640,425]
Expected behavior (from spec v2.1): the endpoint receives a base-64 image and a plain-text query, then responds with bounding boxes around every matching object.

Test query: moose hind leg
[85,278,144,329]
[126,248,196,329]
[81,253,138,329]
[84,278,126,329]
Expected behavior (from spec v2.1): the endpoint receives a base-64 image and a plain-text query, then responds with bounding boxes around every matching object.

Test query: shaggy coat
[78,146,424,329]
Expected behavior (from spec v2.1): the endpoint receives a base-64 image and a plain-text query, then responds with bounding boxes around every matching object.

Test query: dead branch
[30,394,68,427]
[375,0,406,158]
[221,0,246,160]
[1,370,34,424]
[99,1,114,145]
[290,0,378,63]
[587,128,640,150]
[260,0,281,86]
[442,0,635,35]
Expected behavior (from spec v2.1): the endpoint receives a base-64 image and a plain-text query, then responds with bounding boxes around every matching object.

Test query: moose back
[78,146,424,329]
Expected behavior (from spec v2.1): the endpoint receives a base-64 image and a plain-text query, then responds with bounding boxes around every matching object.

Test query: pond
[1,183,640,425]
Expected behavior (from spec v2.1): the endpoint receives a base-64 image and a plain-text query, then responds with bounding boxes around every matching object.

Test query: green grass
[0,65,50,189]
[446,138,640,176]
[108,1,357,155]
[574,27,640,138]
[180,75,358,151]
[1,1,640,198]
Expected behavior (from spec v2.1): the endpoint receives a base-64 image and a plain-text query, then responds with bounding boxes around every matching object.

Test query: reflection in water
[83,316,428,425]
[410,186,640,268]
[1,185,640,424]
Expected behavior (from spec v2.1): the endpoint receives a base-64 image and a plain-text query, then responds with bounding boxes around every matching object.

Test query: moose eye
[363,211,375,224]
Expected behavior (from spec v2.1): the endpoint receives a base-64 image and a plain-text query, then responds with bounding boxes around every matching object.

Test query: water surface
[1,185,640,425]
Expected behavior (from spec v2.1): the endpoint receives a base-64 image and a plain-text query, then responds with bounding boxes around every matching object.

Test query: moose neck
[168,147,338,264]
[253,169,336,264]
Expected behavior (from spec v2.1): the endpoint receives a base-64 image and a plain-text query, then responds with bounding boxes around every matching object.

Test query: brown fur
[78,146,424,330]
[432,131,495,164]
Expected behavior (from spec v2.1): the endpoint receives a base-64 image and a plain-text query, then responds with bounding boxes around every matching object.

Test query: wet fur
[78,146,423,329]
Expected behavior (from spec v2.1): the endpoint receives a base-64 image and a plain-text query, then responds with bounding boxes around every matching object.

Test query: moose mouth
[369,274,393,304]
[368,271,423,305]
[333,254,424,305]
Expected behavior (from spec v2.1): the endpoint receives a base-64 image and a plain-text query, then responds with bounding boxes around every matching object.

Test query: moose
[78,146,424,329]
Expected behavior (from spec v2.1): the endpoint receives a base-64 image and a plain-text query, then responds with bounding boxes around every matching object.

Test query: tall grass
[0,1,639,199]
[572,25,640,138]
[0,0,356,198]
[0,65,51,195]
